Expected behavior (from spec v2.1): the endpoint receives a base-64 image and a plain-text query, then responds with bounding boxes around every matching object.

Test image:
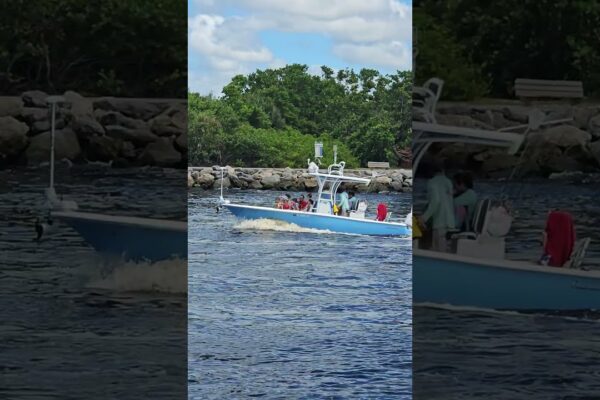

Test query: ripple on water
[188,189,412,399]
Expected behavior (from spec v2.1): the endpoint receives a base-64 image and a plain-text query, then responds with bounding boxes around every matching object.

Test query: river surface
[413,180,600,399]
[188,189,412,399]
[0,165,187,399]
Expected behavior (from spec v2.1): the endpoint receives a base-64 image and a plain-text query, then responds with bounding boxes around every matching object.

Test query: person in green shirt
[419,161,455,252]
[337,189,350,216]
[453,172,478,231]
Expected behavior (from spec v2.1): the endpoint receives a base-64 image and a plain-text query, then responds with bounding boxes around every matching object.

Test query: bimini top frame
[412,121,525,174]
[309,161,371,215]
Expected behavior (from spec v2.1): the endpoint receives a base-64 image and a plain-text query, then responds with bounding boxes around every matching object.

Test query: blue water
[413,179,600,399]
[0,165,187,399]
[188,189,412,399]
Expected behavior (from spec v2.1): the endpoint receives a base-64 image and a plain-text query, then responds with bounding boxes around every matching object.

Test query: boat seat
[451,198,491,240]
[564,237,591,269]
[349,201,368,219]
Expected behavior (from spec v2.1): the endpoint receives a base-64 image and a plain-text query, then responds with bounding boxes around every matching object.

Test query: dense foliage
[0,0,186,97]
[189,65,412,168]
[415,0,600,99]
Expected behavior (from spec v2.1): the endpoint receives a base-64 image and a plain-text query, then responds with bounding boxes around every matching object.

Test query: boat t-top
[220,147,411,236]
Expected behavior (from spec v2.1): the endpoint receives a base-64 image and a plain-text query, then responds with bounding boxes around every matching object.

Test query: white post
[333,145,338,164]
[49,102,56,189]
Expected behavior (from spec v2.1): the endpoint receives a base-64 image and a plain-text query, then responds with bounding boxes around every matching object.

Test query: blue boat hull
[414,250,600,310]
[53,211,187,262]
[224,203,410,236]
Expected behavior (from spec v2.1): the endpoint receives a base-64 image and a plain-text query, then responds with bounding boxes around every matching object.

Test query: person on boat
[337,188,350,216]
[281,194,295,210]
[275,195,286,209]
[419,160,455,252]
[453,172,478,231]
[376,203,388,221]
[539,210,575,267]
[307,193,315,212]
[298,195,309,211]
[348,191,359,211]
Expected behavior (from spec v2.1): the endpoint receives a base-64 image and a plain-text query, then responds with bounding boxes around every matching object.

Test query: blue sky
[188,0,412,95]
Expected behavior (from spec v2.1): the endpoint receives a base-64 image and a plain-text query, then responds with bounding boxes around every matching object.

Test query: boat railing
[327,161,345,176]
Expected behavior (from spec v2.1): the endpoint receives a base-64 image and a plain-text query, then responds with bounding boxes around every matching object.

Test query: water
[0,165,187,399]
[413,180,600,399]
[188,189,412,399]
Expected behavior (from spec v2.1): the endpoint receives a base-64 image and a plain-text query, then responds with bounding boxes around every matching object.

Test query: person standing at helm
[337,188,350,216]
[419,160,455,252]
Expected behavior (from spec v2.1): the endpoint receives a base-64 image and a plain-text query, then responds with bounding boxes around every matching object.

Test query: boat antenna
[219,167,225,203]
[314,141,323,166]
[45,96,66,207]
[333,144,338,165]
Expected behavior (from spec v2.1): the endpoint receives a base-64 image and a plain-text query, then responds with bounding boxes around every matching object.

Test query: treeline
[189,65,412,168]
[0,0,186,97]
[415,0,600,99]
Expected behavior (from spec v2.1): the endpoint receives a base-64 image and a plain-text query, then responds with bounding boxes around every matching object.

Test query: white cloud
[333,41,412,70]
[189,0,412,93]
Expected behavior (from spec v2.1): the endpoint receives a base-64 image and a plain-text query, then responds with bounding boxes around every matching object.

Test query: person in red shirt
[376,203,388,221]
[298,195,309,211]
[540,210,575,267]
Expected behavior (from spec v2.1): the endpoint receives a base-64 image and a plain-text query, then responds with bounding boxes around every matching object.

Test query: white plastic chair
[413,77,444,123]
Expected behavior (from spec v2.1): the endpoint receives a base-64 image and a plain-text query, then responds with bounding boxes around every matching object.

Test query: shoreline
[188,166,412,193]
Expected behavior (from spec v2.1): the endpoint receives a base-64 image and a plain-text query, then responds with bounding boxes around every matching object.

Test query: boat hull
[224,203,410,236]
[414,250,600,310]
[53,211,187,262]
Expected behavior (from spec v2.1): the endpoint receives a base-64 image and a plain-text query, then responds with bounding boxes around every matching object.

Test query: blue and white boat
[41,96,186,262]
[221,159,411,237]
[413,120,600,310]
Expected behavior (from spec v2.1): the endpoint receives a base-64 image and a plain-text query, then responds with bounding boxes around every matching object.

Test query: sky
[188,0,412,95]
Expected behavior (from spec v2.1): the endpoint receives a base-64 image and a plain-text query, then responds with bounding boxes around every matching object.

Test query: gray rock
[71,115,105,138]
[149,114,184,137]
[93,97,164,120]
[22,90,48,108]
[375,176,392,184]
[529,125,591,148]
[261,174,281,189]
[31,118,65,134]
[249,180,263,189]
[138,137,181,166]
[390,181,403,191]
[304,176,318,189]
[188,173,194,188]
[21,107,49,123]
[196,173,215,187]
[573,106,599,129]
[588,115,600,139]
[589,141,600,167]
[175,132,187,153]
[64,90,93,117]
[436,114,493,130]
[502,106,536,123]
[213,177,230,190]
[105,125,158,146]
[85,135,122,161]
[95,110,147,130]
[0,97,23,117]
[26,128,81,164]
[120,141,136,159]
[0,116,29,159]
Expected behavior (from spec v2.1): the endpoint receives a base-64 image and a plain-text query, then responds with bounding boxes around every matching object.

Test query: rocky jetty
[188,166,411,193]
[0,91,186,167]
[427,101,600,177]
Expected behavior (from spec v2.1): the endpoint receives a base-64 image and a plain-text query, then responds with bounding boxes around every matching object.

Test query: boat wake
[234,218,337,235]
[85,257,187,294]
